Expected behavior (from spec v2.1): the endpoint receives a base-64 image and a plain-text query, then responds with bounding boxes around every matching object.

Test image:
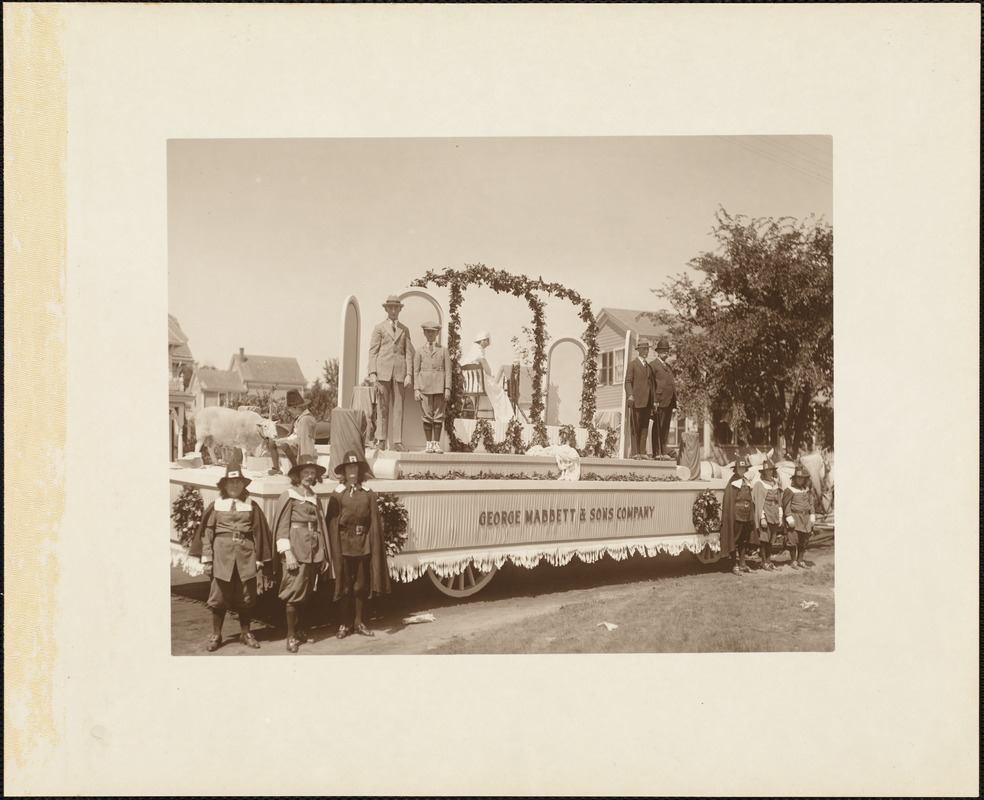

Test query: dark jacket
[325,484,392,600]
[623,357,654,407]
[648,356,677,410]
[189,497,276,585]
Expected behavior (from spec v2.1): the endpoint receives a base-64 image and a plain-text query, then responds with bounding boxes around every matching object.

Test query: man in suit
[623,339,655,458]
[649,337,677,457]
[367,294,414,451]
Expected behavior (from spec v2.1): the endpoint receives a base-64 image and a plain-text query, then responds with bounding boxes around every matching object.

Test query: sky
[168,136,832,385]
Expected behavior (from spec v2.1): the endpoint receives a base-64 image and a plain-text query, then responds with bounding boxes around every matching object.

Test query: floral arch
[411,264,614,455]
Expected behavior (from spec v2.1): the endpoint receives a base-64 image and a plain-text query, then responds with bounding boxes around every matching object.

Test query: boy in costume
[326,450,392,638]
[413,320,451,453]
[189,460,275,652]
[271,454,331,653]
[720,456,756,575]
[782,463,816,569]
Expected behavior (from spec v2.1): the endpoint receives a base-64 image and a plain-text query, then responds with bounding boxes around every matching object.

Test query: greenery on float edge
[171,485,204,547]
[411,264,607,454]
[376,492,409,556]
[401,469,681,482]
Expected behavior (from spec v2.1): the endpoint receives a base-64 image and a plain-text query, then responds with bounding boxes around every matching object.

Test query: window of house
[597,350,625,386]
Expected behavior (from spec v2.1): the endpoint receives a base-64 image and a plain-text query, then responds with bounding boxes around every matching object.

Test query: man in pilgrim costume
[269,389,317,474]
[367,294,414,451]
[623,339,655,458]
[271,454,331,653]
[189,457,276,652]
[325,450,391,639]
[649,337,677,458]
[720,456,756,575]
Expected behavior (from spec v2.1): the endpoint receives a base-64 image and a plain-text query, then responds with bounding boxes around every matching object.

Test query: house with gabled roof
[228,348,307,399]
[594,307,709,454]
[168,314,196,460]
[595,308,670,412]
[189,367,248,412]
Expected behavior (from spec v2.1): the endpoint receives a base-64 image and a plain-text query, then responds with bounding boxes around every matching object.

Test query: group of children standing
[721,456,817,575]
[189,450,391,653]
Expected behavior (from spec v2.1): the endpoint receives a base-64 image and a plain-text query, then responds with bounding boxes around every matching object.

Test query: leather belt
[215,531,253,543]
[339,524,367,535]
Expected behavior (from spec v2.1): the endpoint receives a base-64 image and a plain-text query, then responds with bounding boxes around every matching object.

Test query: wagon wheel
[426,563,498,598]
[693,543,724,565]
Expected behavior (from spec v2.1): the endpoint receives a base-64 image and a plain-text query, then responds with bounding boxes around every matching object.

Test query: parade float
[170,267,770,598]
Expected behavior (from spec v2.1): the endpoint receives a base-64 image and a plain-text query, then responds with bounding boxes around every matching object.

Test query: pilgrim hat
[382,294,405,308]
[217,461,252,492]
[734,456,752,471]
[793,463,810,479]
[334,450,371,480]
[285,389,308,408]
[760,458,778,475]
[287,453,327,481]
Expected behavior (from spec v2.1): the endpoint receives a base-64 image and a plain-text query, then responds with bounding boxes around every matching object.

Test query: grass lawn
[431,552,835,654]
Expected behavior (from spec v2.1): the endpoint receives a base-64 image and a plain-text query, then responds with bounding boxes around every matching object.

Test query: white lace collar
[287,488,319,505]
[215,497,252,512]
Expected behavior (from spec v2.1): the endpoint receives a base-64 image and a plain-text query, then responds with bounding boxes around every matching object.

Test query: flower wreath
[376,492,409,556]
[692,489,722,534]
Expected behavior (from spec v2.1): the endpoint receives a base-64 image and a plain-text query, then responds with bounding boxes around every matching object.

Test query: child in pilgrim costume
[752,458,784,571]
[413,320,451,453]
[782,463,816,569]
[189,459,276,652]
[271,454,331,653]
[460,331,514,422]
[326,450,391,639]
[719,456,756,575]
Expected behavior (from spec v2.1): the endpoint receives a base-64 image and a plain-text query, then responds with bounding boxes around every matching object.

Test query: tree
[307,359,339,422]
[648,209,833,453]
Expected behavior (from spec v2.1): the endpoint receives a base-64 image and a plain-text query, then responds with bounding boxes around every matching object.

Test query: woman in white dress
[460,331,515,422]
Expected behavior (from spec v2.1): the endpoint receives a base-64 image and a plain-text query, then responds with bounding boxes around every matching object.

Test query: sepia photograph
[6,4,978,797]
[167,136,834,656]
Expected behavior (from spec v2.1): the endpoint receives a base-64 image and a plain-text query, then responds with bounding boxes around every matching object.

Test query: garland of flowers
[603,425,621,458]
[411,265,601,453]
[376,492,409,556]
[171,485,204,547]
[580,472,682,482]
[692,489,722,534]
[400,469,680,482]
[403,469,560,481]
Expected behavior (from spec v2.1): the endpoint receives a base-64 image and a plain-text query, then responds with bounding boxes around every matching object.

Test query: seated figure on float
[460,330,515,422]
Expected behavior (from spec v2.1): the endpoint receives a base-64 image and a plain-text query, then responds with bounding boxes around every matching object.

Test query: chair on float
[459,363,495,420]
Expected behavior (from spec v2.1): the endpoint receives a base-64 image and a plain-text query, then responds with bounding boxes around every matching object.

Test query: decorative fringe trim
[388,534,720,582]
[171,542,205,577]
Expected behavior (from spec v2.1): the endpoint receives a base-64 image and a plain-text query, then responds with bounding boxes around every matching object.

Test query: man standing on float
[649,337,677,457]
[367,294,414,451]
[623,339,655,458]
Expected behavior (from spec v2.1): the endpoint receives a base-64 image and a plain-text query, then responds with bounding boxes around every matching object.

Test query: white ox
[193,406,279,467]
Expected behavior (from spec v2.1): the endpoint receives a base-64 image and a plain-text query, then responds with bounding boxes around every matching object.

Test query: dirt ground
[172,530,834,655]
